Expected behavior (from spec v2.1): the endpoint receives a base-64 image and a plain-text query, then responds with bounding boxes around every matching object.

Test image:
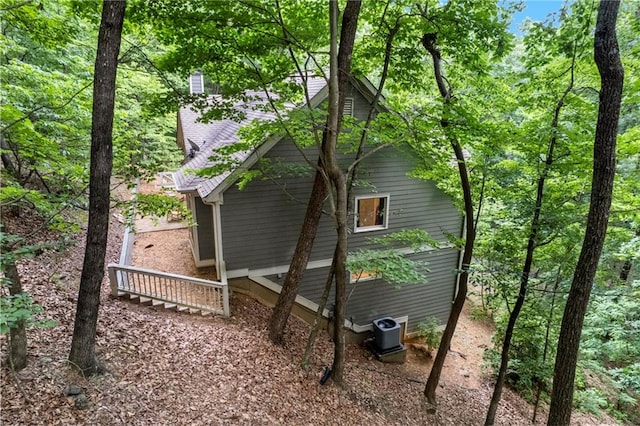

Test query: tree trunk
[0,134,18,180]
[422,32,477,409]
[619,259,632,281]
[6,260,27,371]
[485,56,574,425]
[533,265,563,423]
[324,0,348,386]
[547,2,623,424]
[268,0,361,345]
[303,17,395,366]
[302,258,335,365]
[69,0,125,375]
[268,172,327,344]
[619,228,638,281]
[330,173,349,385]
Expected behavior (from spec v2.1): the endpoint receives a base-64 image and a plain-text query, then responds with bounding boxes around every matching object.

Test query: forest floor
[0,184,619,425]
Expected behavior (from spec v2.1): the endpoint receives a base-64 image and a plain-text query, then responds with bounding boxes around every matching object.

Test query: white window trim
[353,193,390,233]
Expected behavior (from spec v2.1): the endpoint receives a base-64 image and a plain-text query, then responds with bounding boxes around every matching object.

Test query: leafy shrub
[574,387,609,415]
[0,293,56,334]
[610,363,640,393]
[416,317,442,351]
[484,296,559,401]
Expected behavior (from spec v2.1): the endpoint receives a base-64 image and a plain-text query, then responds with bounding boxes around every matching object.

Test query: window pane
[357,196,386,228]
[351,269,378,282]
[358,198,376,227]
[376,197,385,225]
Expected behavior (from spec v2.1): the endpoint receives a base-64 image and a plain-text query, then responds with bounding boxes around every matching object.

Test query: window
[354,194,389,232]
[350,269,379,283]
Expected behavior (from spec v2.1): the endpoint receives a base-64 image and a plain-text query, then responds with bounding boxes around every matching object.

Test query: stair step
[116,292,215,316]
[139,297,153,306]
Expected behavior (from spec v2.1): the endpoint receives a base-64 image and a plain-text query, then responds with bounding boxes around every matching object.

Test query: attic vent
[343,97,354,117]
[190,71,204,95]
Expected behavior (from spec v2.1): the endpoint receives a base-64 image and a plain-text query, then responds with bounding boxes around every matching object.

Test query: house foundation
[229,277,377,344]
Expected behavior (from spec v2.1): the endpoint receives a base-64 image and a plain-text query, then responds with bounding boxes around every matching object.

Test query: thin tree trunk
[619,228,638,281]
[268,172,327,344]
[302,15,396,366]
[6,260,27,371]
[547,2,623,423]
[421,32,477,410]
[0,135,18,180]
[69,0,125,375]
[533,265,563,423]
[330,174,349,385]
[485,55,575,426]
[325,0,352,386]
[619,259,632,281]
[302,259,335,365]
[268,0,361,345]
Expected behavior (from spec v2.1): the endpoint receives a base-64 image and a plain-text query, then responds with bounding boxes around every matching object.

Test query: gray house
[172,75,463,337]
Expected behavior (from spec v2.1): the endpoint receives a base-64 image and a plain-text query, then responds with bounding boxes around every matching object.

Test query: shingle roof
[173,76,328,199]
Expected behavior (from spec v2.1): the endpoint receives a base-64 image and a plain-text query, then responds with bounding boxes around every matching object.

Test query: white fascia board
[171,172,198,194]
[227,268,250,279]
[226,245,454,280]
[227,257,334,279]
[308,84,329,109]
[248,275,333,317]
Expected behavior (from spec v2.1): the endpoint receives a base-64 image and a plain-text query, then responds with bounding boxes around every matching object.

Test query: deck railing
[108,263,230,317]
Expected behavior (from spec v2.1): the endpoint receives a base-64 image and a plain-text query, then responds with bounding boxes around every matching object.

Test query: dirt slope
[0,211,615,425]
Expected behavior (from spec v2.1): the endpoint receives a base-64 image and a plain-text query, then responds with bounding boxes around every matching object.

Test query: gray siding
[221,140,461,270]
[344,83,374,121]
[194,197,215,260]
[218,80,462,327]
[344,249,459,332]
[266,248,459,333]
[220,139,315,270]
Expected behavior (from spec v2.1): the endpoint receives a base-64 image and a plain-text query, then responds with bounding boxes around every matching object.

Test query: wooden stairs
[116,291,215,316]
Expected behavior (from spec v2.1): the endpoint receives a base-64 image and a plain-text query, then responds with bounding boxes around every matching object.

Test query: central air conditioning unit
[372,317,401,352]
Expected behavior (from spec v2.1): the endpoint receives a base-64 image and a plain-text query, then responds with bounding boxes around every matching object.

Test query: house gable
[173,75,383,201]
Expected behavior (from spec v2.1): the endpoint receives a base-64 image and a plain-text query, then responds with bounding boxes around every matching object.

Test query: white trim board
[226,243,455,279]
[248,275,408,334]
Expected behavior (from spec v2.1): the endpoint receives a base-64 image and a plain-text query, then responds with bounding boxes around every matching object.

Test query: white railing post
[108,263,119,296]
[222,285,230,317]
[220,260,230,316]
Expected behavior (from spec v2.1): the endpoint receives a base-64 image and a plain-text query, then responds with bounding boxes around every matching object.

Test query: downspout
[186,193,201,265]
